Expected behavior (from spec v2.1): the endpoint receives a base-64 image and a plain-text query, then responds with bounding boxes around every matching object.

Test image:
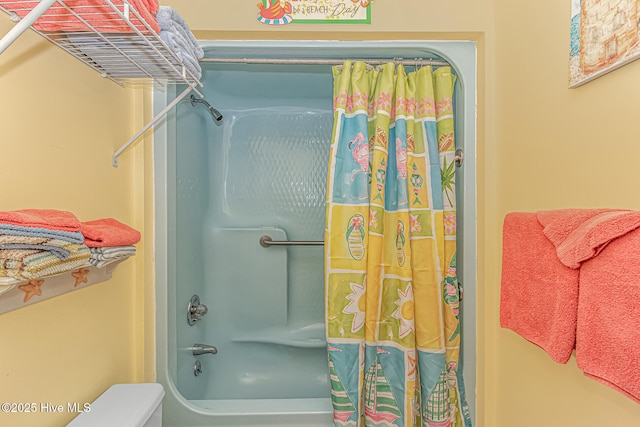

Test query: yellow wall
[489,0,640,426]
[0,15,150,426]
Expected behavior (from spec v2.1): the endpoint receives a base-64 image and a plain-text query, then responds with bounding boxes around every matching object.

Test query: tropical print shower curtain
[325,60,471,427]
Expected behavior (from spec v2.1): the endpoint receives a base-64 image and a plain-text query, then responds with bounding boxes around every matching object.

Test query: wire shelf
[0,0,202,88]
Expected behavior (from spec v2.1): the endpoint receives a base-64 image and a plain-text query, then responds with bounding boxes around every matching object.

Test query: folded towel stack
[81,218,140,267]
[501,209,640,403]
[0,0,161,33]
[156,6,203,80]
[0,210,140,281]
[0,234,80,260]
[89,246,137,268]
[0,210,89,280]
[0,246,90,280]
[80,218,141,248]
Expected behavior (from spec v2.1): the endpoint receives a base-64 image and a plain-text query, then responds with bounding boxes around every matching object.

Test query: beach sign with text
[257,0,371,25]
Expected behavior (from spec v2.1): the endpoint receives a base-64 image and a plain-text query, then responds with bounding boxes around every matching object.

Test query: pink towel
[137,0,158,15]
[0,209,81,232]
[80,218,140,248]
[576,229,640,403]
[503,208,640,402]
[500,212,580,363]
[537,209,640,403]
[0,0,160,34]
[537,208,640,268]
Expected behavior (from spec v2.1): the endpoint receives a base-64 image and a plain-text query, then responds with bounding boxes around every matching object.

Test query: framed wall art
[569,0,640,87]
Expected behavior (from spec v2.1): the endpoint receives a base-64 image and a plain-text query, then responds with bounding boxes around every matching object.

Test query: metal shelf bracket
[0,0,56,54]
[0,1,205,168]
[112,86,198,167]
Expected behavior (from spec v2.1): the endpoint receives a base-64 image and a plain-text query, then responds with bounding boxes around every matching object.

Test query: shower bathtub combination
[154,40,477,427]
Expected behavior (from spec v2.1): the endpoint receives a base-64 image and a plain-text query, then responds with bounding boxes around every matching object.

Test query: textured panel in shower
[224,109,331,233]
[222,109,332,325]
[177,177,202,202]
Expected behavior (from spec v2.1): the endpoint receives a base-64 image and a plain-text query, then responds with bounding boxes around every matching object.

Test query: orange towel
[0,0,160,34]
[502,208,640,403]
[138,0,158,15]
[500,212,580,363]
[576,229,640,403]
[536,209,640,403]
[0,209,81,232]
[80,218,140,248]
[537,208,640,268]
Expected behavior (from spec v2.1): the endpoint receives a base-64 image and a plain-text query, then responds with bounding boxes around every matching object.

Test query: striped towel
[89,245,136,267]
[0,245,90,280]
[0,235,81,259]
[0,224,84,244]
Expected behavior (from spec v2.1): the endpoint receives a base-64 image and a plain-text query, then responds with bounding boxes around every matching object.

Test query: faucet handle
[191,304,208,316]
[187,295,208,325]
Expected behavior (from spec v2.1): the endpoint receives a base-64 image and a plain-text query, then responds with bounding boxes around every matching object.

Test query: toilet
[67,383,164,427]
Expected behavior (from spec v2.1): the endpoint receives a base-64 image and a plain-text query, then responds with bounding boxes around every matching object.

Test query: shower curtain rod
[199,57,450,66]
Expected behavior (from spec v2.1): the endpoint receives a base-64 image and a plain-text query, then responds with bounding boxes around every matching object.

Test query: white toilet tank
[67,383,164,427]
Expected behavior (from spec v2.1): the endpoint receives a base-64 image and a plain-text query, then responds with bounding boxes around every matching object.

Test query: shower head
[190,95,223,122]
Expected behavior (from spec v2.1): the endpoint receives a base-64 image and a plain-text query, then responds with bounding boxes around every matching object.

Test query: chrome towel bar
[259,235,324,248]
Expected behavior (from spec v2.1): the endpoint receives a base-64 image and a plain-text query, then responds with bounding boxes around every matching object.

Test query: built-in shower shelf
[0,257,130,315]
[0,0,204,166]
[232,324,327,348]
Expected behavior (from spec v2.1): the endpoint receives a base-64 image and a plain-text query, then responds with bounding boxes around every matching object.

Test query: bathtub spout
[191,343,218,356]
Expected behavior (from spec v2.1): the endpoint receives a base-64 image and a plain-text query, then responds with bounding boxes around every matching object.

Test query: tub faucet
[191,343,218,356]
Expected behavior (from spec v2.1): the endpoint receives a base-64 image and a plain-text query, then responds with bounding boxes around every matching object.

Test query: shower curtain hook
[415,58,423,72]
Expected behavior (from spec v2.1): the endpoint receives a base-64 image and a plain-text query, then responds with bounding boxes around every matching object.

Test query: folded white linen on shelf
[156,6,203,80]
[89,245,136,268]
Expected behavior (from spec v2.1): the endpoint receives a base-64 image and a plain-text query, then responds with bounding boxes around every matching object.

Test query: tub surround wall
[154,40,476,426]
[154,82,336,427]
[157,59,338,426]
